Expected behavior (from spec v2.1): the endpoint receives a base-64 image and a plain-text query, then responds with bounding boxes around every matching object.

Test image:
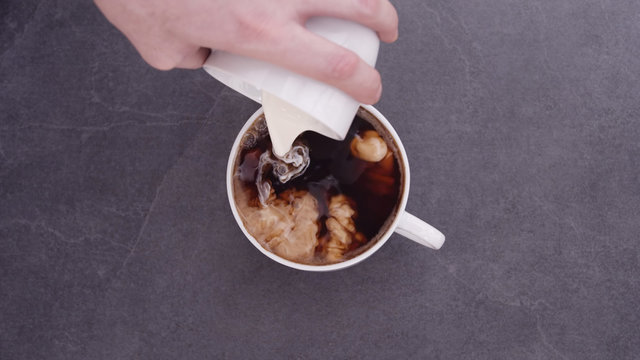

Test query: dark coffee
[232,108,403,265]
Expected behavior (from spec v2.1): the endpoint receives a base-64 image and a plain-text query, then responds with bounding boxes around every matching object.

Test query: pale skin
[94,0,399,104]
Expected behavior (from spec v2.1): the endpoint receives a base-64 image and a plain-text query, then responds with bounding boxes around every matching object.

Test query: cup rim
[226,105,410,271]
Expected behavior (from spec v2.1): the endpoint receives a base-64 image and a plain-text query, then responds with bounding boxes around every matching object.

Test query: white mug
[226,105,445,271]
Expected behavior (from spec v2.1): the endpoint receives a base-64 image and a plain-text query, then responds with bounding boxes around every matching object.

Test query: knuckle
[234,10,278,44]
[327,51,360,80]
[138,40,198,71]
[143,54,177,71]
[135,41,181,71]
[356,0,381,17]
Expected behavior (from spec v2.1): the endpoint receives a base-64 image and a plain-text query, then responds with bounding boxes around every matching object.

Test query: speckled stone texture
[1,0,639,359]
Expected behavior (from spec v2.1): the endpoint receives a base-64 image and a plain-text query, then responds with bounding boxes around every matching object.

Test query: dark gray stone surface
[1,0,639,359]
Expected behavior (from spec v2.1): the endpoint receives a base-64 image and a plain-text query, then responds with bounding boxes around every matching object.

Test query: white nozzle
[262,91,342,157]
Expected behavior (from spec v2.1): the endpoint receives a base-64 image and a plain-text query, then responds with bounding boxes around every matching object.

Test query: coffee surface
[233,112,402,265]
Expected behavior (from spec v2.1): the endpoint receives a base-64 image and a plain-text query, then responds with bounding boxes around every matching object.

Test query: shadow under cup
[227,106,411,271]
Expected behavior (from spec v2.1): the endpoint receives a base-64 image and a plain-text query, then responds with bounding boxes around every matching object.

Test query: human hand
[94,0,398,104]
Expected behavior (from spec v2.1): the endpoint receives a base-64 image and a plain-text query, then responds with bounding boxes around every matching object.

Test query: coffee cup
[226,105,445,271]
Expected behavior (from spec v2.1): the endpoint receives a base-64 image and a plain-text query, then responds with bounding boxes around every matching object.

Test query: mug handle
[395,211,445,250]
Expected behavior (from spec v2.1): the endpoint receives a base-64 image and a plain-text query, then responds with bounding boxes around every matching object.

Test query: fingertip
[380,1,399,43]
[362,81,382,105]
[379,30,398,43]
[389,28,399,43]
[355,71,382,105]
[370,71,383,104]
[374,82,383,103]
